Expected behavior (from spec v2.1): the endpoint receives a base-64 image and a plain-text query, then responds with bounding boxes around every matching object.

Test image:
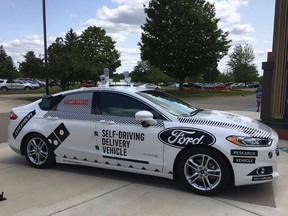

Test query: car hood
[178,109,273,139]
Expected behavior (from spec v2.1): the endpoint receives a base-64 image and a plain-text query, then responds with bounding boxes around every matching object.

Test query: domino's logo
[47,123,70,149]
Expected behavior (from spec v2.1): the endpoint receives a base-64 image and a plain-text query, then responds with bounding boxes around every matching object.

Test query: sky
[0,0,276,77]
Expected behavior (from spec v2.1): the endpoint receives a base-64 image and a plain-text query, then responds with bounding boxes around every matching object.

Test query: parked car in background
[224,82,234,87]
[35,79,46,87]
[230,83,245,89]
[0,79,34,91]
[167,82,179,88]
[15,79,40,89]
[80,80,97,87]
[49,80,60,86]
[138,83,161,89]
[183,82,203,89]
[246,82,259,88]
[202,83,228,91]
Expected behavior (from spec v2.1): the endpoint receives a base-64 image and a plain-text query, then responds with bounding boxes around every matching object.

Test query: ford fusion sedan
[8,86,279,195]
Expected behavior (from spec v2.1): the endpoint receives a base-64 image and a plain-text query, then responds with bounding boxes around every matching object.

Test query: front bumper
[232,133,280,186]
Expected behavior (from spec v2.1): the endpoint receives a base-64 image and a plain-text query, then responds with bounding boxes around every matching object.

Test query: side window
[100,92,164,119]
[56,92,94,114]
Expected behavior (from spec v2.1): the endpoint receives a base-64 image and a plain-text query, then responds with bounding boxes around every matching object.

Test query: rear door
[6,80,14,89]
[43,91,98,162]
[11,80,23,90]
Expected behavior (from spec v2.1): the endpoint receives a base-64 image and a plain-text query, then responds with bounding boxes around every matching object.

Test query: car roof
[52,85,152,96]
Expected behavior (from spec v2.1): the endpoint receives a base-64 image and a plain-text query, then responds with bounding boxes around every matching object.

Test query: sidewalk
[0,97,28,113]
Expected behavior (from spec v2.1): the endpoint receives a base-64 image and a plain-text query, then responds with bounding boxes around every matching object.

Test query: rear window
[39,95,64,111]
[56,92,93,114]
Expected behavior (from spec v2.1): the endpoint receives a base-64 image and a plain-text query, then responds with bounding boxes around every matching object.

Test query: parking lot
[1,94,288,216]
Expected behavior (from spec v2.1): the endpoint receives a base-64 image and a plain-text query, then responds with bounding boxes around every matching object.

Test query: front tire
[24,133,55,168]
[178,147,230,196]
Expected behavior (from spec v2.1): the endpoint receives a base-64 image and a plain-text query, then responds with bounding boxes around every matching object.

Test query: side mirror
[135,111,157,127]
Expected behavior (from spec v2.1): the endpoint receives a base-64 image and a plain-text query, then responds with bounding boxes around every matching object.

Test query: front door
[96,92,165,172]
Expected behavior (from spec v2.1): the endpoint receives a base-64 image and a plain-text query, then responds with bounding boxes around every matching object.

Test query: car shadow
[53,163,276,208]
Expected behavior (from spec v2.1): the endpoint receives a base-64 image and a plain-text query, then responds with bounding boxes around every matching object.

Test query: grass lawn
[165,89,255,98]
[0,86,66,95]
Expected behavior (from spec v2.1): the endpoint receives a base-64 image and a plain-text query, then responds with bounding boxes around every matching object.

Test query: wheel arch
[20,131,56,168]
[24,86,32,90]
[0,86,8,91]
[20,132,43,155]
[173,145,235,185]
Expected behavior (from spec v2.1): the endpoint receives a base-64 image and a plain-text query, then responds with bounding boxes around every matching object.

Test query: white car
[0,79,34,91]
[16,79,40,89]
[230,83,245,89]
[8,86,279,195]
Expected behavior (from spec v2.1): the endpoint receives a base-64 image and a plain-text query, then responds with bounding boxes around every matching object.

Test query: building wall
[261,0,288,139]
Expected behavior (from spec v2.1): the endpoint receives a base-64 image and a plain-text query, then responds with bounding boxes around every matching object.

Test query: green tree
[111,73,125,82]
[130,60,150,83]
[0,45,8,70]
[0,56,18,79]
[0,46,18,79]
[139,0,230,90]
[47,27,121,91]
[227,43,259,83]
[78,26,121,80]
[19,51,44,78]
[47,29,83,90]
[130,60,171,83]
[203,64,220,83]
[216,69,234,83]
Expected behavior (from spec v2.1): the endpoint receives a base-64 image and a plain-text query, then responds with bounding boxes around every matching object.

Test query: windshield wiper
[190,108,204,117]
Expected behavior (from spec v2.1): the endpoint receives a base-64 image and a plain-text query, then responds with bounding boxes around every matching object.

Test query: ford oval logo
[158,127,216,148]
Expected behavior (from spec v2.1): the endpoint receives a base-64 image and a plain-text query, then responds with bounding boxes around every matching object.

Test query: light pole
[42,0,49,95]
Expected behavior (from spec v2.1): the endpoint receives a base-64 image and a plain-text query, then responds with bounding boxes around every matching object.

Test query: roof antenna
[99,68,110,87]
[123,71,131,85]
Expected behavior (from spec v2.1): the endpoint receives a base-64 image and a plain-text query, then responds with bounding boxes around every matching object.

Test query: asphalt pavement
[0,93,288,216]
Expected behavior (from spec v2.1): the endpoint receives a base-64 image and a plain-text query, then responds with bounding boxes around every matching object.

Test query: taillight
[10,111,18,120]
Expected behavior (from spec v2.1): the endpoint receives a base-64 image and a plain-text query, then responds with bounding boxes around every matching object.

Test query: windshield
[137,90,198,117]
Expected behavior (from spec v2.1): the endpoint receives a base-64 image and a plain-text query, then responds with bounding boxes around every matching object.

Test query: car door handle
[99,120,115,124]
[46,116,59,120]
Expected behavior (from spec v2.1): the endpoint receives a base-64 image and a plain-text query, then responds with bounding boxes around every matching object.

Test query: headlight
[226,136,272,147]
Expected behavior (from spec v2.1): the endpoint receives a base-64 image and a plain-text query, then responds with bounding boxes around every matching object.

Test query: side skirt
[55,156,174,180]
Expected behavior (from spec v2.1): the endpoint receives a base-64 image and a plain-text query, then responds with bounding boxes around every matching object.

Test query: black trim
[233,157,256,164]
[231,150,258,157]
[252,175,273,181]
[13,110,36,139]
[103,155,149,164]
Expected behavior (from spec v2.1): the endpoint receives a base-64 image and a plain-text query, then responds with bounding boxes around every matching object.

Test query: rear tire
[24,133,55,168]
[178,147,230,196]
[0,87,8,91]
[24,86,31,90]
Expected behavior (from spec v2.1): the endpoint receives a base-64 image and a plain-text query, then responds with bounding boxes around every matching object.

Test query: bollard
[0,192,7,201]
